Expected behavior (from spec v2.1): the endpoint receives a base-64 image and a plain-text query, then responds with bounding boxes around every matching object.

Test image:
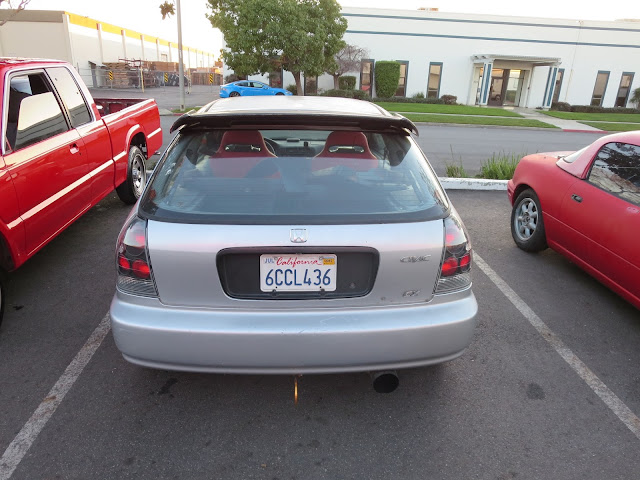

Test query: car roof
[170,96,418,135]
[0,57,66,67]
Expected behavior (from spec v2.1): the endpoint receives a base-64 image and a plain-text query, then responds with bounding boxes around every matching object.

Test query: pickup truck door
[46,66,114,203]
[2,70,91,256]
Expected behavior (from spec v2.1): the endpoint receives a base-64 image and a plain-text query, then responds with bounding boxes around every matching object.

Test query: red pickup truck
[0,58,162,322]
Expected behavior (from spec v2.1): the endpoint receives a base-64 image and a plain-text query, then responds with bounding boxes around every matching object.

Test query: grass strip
[542,111,640,122]
[404,114,556,128]
[375,102,523,117]
[579,121,640,132]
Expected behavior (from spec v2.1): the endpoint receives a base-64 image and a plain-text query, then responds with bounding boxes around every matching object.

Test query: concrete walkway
[511,107,603,132]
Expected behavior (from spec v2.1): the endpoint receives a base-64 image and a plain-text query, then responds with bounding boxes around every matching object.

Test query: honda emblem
[290,229,308,243]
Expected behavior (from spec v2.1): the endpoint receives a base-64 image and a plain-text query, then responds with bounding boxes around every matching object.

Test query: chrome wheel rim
[131,153,146,197]
[514,197,539,241]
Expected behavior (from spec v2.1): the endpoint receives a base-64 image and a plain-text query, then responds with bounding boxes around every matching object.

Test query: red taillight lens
[441,257,459,277]
[115,216,157,296]
[436,213,472,293]
[459,253,471,272]
[131,259,151,279]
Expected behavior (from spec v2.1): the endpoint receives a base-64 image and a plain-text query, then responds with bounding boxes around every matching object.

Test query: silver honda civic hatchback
[110,96,477,391]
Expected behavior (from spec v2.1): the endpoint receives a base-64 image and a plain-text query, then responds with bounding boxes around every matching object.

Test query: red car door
[46,66,114,203]
[3,70,90,256]
[556,141,640,302]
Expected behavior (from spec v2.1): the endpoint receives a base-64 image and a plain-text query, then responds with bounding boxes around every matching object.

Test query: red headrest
[316,131,377,159]
[215,130,275,158]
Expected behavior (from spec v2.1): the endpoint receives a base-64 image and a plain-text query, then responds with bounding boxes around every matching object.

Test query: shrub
[224,74,240,84]
[412,92,425,99]
[338,75,357,90]
[551,101,572,111]
[323,89,369,100]
[375,61,401,98]
[550,102,640,113]
[480,152,524,180]
[286,84,297,94]
[440,94,457,105]
[631,87,640,108]
[371,97,446,104]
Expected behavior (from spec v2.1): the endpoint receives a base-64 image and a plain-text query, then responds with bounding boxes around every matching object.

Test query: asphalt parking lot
[1,185,639,479]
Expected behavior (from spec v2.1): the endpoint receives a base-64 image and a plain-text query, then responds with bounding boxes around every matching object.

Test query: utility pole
[176,0,185,110]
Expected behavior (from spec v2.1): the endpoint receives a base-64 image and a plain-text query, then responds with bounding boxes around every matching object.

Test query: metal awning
[472,54,560,66]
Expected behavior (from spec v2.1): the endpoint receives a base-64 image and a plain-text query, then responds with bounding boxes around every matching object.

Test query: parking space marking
[474,253,640,441]
[0,314,111,480]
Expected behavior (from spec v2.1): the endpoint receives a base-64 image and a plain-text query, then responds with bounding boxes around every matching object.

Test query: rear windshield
[140,128,449,224]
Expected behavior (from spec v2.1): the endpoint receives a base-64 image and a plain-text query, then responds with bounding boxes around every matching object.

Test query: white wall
[0,21,70,62]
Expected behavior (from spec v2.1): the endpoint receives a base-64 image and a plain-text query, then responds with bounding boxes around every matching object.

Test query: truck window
[6,73,69,152]
[46,67,92,128]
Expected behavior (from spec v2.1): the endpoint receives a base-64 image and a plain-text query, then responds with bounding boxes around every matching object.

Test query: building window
[615,72,634,107]
[304,75,317,95]
[426,62,442,98]
[360,59,374,97]
[552,68,565,104]
[161,53,168,62]
[590,71,610,106]
[395,61,409,97]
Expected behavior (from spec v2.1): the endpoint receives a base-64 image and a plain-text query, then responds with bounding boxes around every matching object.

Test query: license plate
[260,254,337,292]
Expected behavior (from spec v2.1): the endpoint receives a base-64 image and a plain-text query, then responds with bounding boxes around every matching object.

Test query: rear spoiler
[170,112,419,136]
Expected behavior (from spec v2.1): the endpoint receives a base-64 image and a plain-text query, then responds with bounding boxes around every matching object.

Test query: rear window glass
[140,128,448,224]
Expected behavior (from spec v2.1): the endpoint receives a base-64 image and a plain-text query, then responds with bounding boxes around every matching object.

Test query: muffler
[371,370,399,393]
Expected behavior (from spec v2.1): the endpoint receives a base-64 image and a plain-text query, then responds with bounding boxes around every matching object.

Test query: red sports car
[508,131,640,310]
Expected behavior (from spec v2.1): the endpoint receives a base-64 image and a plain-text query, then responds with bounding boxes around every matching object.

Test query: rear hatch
[147,220,444,308]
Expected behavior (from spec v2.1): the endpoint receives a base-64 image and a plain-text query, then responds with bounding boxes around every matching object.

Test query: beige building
[0,10,220,86]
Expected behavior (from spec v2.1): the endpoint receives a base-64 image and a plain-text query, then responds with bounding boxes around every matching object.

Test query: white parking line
[0,314,111,480]
[474,253,640,441]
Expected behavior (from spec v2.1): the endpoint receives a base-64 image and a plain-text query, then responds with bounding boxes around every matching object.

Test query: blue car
[220,80,293,98]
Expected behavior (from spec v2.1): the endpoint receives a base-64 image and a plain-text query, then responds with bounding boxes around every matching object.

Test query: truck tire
[116,146,147,205]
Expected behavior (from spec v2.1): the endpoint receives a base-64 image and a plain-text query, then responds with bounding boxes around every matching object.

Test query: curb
[562,128,607,134]
[438,177,508,191]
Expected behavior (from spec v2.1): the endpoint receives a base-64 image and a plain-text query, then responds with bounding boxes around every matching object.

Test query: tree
[0,0,32,26]
[326,44,368,90]
[206,0,347,95]
[159,1,175,20]
[631,87,640,108]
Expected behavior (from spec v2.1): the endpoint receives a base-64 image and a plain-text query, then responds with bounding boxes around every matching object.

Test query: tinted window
[47,67,92,127]
[588,142,640,206]
[6,73,69,152]
[141,128,448,224]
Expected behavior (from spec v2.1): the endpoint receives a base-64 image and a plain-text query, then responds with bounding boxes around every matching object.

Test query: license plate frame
[259,254,337,292]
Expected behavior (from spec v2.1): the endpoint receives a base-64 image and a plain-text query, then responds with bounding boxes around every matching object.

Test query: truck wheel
[116,146,147,205]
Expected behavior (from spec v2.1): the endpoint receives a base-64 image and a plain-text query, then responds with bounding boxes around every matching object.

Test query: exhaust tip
[371,371,399,393]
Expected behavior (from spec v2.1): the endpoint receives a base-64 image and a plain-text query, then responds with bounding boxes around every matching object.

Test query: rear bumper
[110,289,478,374]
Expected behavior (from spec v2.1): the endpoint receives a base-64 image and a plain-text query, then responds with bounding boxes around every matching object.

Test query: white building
[234,7,640,108]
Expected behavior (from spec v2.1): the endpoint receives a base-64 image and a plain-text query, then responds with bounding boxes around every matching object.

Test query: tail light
[116,216,157,297]
[435,213,472,294]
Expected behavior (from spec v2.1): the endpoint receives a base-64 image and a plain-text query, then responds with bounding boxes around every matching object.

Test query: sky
[11,0,640,57]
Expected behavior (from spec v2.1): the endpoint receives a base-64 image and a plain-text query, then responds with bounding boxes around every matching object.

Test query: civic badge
[290,229,308,243]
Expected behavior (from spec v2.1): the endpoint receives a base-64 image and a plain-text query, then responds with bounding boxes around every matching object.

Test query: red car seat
[211,130,275,178]
[313,131,378,172]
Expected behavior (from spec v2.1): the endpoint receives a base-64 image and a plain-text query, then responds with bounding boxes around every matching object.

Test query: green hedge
[323,89,369,100]
[375,61,400,98]
[338,75,357,90]
[372,96,450,104]
[551,102,640,114]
